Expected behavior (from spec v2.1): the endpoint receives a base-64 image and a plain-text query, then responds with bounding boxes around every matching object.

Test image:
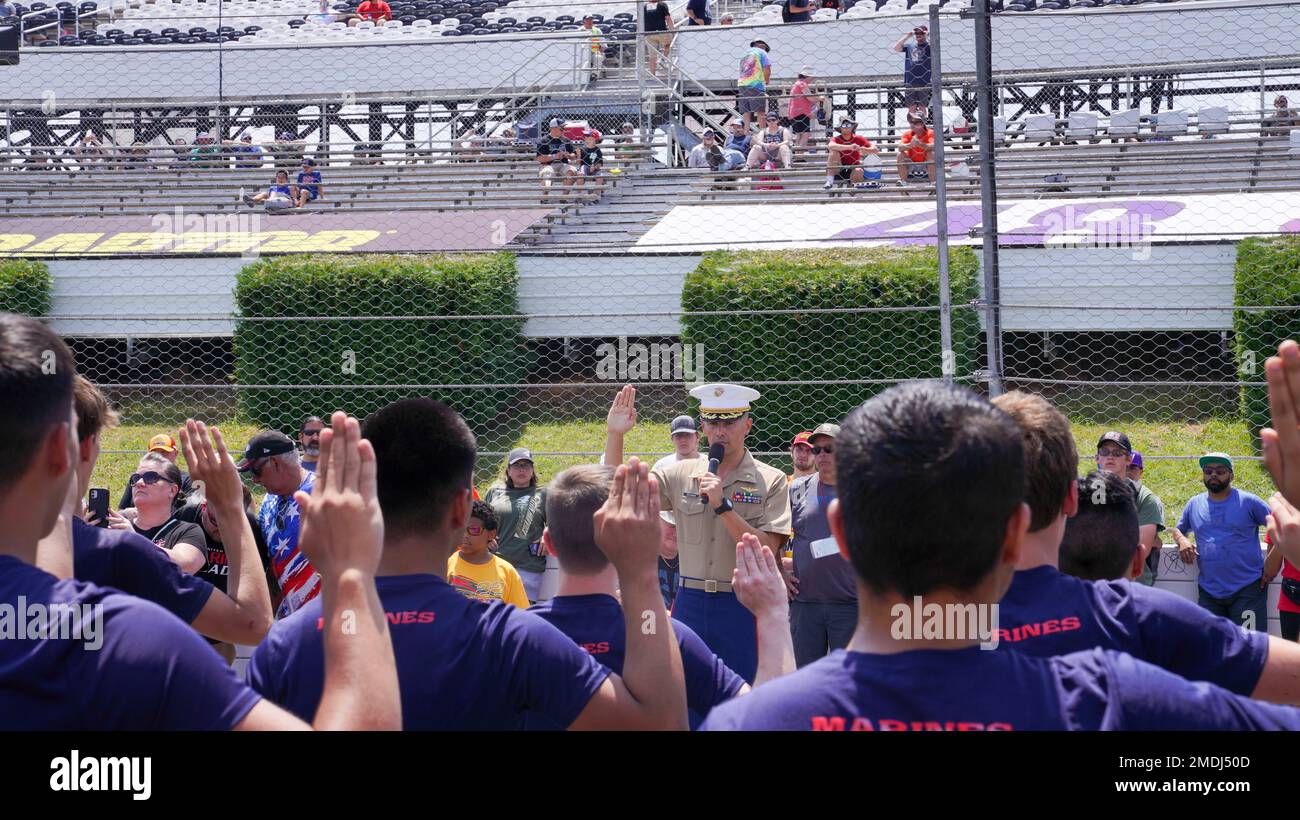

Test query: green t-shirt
[1132,479,1164,586]
[484,484,548,574]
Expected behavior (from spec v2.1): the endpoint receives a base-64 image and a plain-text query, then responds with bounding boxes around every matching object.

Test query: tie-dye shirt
[738,47,769,90]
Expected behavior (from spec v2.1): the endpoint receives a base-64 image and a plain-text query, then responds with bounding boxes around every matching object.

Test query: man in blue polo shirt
[702,381,1300,730]
[989,391,1300,705]
[1173,452,1272,632]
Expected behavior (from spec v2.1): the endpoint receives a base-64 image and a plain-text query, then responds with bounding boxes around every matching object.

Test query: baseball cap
[582,13,593,19]
[765,111,780,121]
[1129,450,1144,470]
[196,131,211,139]
[240,133,253,141]
[1096,431,1132,453]
[301,157,315,166]
[237,430,296,471]
[914,24,928,34]
[148,433,178,454]
[670,415,698,435]
[1199,452,1234,472]
[507,447,534,466]
[907,112,925,124]
[809,422,841,441]
[792,431,813,447]
[548,118,565,129]
[750,39,769,50]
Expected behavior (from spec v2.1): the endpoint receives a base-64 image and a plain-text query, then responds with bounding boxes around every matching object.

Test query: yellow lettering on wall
[20,233,105,256]
[87,232,175,255]
[300,230,383,252]
[0,234,37,256]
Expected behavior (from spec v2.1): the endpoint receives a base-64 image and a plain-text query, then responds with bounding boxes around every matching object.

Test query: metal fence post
[930,4,954,387]
[973,0,1004,397]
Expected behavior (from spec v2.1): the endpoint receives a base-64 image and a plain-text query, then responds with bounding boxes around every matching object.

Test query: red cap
[792,431,813,447]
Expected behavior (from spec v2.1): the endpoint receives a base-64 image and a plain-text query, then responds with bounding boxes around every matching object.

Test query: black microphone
[701,443,725,505]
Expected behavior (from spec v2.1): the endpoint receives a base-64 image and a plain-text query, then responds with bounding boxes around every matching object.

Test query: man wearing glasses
[786,422,854,668]
[298,416,326,473]
[238,430,319,619]
[1095,431,1165,586]
[652,383,792,684]
[1172,453,1274,632]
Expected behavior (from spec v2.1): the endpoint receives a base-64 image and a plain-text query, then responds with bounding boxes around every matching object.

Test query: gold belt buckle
[704,579,718,593]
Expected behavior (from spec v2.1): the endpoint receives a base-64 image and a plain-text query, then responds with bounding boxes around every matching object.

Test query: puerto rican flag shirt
[259,470,320,619]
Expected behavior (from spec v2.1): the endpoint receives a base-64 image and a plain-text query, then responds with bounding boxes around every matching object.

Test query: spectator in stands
[685,0,711,25]
[788,67,823,150]
[580,15,606,84]
[1172,452,1272,632]
[189,132,222,168]
[748,112,793,170]
[124,141,151,170]
[170,137,189,166]
[719,12,735,24]
[789,431,815,480]
[688,129,726,170]
[1264,95,1300,137]
[354,0,392,23]
[575,129,605,192]
[897,112,936,184]
[239,170,297,212]
[536,118,577,199]
[75,132,108,168]
[127,454,209,576]
[0,1,15,17]
[223,133,264,170]
[483,447,548,603]
[238,429,320,619]
[298,416,325,472]
[447,499,530,609]
[614,122,639,159]
[725,120,753,156]
[785,0,814,22]
[737,40,772,128]
[824,117,879,190]
[821,0,842,15]
[892,25,932,116]
[119,434,194,510]
[308,0,338,24]
[352,141,382,165]
[294,158,324,208]
[1095,431,1164,586]
[274,132,304,171]
[644,0,675,77]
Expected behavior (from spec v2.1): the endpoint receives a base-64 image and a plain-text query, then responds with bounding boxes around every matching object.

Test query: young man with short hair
[448,499,529,609]
[702,381,1300,729]
[1095,430,1165,585]
[527,463,792,729]
[1,313,400,730]
[992,390,1300,706]
[249,397,688,730]
[824,119,878,190]
[1058,470,1142,581]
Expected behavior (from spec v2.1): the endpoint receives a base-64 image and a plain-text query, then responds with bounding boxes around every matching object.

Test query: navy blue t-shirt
[997,565,1269,695]
[0,555,261,730]
[72,516,214,623]
[248,574,611,729]
[903,42,932,87]
[699,645,1300,730]
[526,593,746,730]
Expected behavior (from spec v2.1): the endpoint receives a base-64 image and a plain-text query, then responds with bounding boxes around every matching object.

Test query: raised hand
[732,533,789,618]
[1267,492,1300,569]
[1263,340,1300,509]
[593,457,661,575]
[177,419,242,510]
[606,384,638,436]
[296,411,384,580]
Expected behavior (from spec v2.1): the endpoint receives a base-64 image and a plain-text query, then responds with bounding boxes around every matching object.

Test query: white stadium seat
[1108,107,1142,138]
[1022,113,1058,143]
[1155,109,1189,136]
[1290,130,1300,157]
[992,116,1007,143]
[1197,106,1229,136]
[1066,111,1098,141]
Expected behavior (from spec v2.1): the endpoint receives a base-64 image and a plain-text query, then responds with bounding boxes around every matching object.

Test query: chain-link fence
[0,0,1297,507]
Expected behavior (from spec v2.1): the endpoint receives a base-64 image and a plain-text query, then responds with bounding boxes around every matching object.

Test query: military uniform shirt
[654,449,791,583]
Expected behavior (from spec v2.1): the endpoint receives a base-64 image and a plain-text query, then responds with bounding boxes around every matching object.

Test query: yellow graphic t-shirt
[447,552,531,609]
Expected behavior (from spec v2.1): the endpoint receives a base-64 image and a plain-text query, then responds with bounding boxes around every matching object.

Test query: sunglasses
[1097,448,1129,458]
[128,471,171,486]
[247,459,270,478]
[811,445,834,455]
[467,525,485,536]
[301,428,326,438]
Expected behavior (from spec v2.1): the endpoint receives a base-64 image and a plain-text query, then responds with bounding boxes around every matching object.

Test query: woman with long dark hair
[483,448,548,603]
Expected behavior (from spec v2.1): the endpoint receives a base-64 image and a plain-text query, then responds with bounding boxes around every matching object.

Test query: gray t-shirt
[790,475,856,604]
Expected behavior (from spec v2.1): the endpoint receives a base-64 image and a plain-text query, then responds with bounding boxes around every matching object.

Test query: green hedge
[234,253,530,434]
[1235,236,1300,448]
[681,247,982,452]
[0,260,53,317]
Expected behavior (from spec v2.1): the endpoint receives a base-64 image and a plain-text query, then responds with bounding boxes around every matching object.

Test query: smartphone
[88,488,110,528]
